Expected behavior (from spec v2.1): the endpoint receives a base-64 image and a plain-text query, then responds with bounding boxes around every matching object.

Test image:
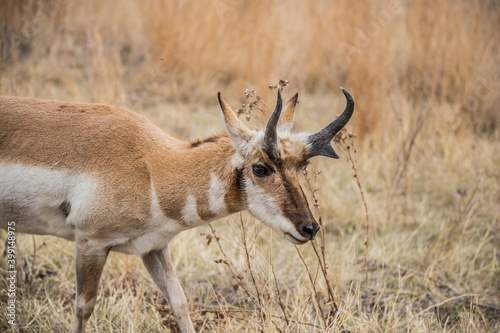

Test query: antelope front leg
[142,245,195,333]
[72,238,109,333]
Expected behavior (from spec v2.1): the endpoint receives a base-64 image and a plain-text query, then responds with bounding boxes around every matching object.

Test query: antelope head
[218,88,354,245]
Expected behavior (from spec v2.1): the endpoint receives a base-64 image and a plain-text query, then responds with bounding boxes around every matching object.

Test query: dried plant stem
[238,214,267,324]
[208,223,253,301]
[303,170,339,319]
[210,221,283,332]
[331,301,346,332]
[204,275,234,331]
[268,233,290,326]
[413,294,474,318]
[294,245,327,330]
[269,314,321,329]
[334,129,370,285]
[195,309,320,329]
[311,242,337,311]
[345,144,370,284]
[237,80,289,123]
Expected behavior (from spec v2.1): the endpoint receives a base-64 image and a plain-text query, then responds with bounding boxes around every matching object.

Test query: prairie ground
[0,0,499,332]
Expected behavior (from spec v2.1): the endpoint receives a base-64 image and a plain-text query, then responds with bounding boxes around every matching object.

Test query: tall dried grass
[1,0,499,136]
[0,0,499,332]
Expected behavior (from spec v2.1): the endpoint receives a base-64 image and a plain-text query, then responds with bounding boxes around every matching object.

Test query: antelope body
[0,88,354,332]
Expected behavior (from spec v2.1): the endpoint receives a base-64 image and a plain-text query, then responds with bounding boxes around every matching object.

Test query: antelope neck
[150,135,246,227]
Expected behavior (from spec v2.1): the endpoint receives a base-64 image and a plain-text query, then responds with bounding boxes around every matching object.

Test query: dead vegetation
[1,0,499,332]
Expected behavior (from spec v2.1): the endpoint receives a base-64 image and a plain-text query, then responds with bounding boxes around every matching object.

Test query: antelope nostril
[303,226,314,236]
[303,225,320,238]
[313,225,320,236]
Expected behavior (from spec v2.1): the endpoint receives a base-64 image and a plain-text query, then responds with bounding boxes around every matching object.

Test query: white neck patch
[182,194,200,225]
[208,175,228,216]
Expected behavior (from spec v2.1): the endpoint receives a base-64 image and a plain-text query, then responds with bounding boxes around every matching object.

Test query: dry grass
[1,0,499,332]
[1,0,500,135]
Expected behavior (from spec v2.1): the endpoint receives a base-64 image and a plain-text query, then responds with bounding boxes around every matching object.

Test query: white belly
[0,163,98,240]
[0,163,192,255]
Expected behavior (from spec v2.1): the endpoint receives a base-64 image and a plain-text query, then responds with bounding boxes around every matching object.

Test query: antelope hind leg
[71,237,109,333]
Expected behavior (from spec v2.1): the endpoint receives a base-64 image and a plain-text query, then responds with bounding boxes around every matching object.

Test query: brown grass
[1,0,499,135]
[1,0,499,332]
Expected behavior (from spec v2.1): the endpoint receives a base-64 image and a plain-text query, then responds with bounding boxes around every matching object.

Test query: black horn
[307,88,354,159]
[262,89,283,161]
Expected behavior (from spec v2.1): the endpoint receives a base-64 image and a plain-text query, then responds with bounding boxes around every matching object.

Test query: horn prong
[262,89,283,161]
[307,88,354,159]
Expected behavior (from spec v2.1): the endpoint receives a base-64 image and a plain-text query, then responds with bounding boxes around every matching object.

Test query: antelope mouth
[284,233,309,245]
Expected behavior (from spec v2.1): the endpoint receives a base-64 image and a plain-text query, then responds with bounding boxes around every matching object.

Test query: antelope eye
[252,164,270,177]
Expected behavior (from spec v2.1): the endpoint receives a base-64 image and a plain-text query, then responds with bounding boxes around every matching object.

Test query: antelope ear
[218,92,253,154]
[278,92,298,134]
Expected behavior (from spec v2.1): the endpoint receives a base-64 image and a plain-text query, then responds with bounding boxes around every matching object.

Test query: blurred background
[1,0,499,332]
[1,0,499,135]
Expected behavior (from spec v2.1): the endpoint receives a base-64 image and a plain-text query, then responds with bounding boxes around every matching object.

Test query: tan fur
[1,97,158,235]
[0,94,323,333]
[0,97,246,233]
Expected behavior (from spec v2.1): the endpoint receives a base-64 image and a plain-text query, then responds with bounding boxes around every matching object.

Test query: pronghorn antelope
[0,88,354,332]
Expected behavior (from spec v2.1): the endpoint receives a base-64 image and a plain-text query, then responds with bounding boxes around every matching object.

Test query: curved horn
[307,88,354,159]
[262,89,283,161]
